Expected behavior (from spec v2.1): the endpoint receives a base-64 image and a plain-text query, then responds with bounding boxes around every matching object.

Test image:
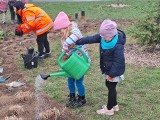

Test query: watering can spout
[50,71,70,77]
[40,46,90,80]
[40,71,71,80]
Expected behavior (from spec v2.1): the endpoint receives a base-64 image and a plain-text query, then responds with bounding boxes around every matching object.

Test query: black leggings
[105,80,118,110]
[36,32,50,56]
[8,2,15,20]
[8,1,22,24]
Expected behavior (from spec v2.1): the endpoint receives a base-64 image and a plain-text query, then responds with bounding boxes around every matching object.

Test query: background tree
[132,1,160,47]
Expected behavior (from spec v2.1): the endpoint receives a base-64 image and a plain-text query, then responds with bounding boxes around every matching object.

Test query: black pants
[8,2,22,24]
[105,80,118,110]
[36,32,50,56]
[8,2,15,20]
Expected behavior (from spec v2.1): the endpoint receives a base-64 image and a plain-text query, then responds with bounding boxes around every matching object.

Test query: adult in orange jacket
[13,1,53,58]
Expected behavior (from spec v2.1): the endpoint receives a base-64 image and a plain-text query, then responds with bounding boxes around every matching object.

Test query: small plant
[134,20,160,45]
[132,1,160,46]
[7,31,14,37]
[0,31,4,41]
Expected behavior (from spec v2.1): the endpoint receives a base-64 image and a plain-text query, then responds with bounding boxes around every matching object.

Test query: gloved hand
[15,25,23,36]
[106,75,113,81]
[62,54,68,61]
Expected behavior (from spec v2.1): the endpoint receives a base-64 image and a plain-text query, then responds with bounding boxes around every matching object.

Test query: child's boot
[74,95,86,107]
[66,93,76,107]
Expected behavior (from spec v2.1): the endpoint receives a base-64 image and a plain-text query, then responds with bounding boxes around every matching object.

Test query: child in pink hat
[0,0,8,24]
[76,19,126,115]
[54,11,90,108]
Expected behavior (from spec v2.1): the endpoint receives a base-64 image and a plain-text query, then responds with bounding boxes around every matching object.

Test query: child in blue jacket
[76,19,126,115]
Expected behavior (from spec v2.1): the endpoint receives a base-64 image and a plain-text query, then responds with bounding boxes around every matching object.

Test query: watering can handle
[58,46,88,65]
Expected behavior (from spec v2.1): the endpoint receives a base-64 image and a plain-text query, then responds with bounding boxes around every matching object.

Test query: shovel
[0,76,10,83]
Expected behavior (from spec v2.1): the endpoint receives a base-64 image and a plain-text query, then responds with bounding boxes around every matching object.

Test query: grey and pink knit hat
[54,11,70,31]
[99,19,117,39]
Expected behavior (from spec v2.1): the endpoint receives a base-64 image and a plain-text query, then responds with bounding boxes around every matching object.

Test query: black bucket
[21,48,39,69]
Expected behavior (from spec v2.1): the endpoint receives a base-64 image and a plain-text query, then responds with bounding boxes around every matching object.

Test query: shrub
[132,2,160,46]
[134,20,160,45]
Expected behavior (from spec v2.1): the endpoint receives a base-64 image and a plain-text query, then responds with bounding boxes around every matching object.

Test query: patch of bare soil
[0,23,82,120]
[0,19,159,119]
[125,44,160,67]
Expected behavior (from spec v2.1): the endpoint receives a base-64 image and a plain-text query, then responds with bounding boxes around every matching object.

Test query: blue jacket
[76,29,126,78]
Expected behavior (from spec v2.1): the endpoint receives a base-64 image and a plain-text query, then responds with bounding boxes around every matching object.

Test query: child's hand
[64,49,69,52]
[63,43,75,52]
[68,43,75,49]
[106,75,113,81]
[62,54,68,61]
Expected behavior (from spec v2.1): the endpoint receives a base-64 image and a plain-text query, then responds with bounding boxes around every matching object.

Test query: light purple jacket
[0,0,8,12]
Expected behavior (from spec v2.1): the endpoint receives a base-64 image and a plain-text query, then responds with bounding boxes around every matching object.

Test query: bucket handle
[58,46,88,66]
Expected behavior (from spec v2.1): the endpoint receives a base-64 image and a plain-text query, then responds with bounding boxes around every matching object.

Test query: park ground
[0,19,160,119]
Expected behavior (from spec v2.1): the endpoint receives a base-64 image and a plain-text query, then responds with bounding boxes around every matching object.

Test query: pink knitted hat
[99,19,117,39]
[54,11,70,31]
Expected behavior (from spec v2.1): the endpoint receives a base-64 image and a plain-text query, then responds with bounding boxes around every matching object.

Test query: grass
[3,0,160,119]
[32,0,158,21]
[17,41,160,120]
[0,0,158,22]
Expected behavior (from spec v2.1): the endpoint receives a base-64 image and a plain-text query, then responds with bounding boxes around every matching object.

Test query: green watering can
[40,46,90,80]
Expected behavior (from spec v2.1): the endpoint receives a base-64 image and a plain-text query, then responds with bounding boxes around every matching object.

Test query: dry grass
[39,107,66,120]
[8,105,24,116]
[15,91,33,102]
[0,95,16,106]
[4,115,23,120]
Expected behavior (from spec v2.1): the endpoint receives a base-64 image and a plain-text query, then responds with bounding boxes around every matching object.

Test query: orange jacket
[17,4,53,36]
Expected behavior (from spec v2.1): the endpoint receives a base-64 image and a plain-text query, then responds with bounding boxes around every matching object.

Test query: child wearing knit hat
[54,11,90,108]
[0,0,8,24]
[76,19,126,115]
